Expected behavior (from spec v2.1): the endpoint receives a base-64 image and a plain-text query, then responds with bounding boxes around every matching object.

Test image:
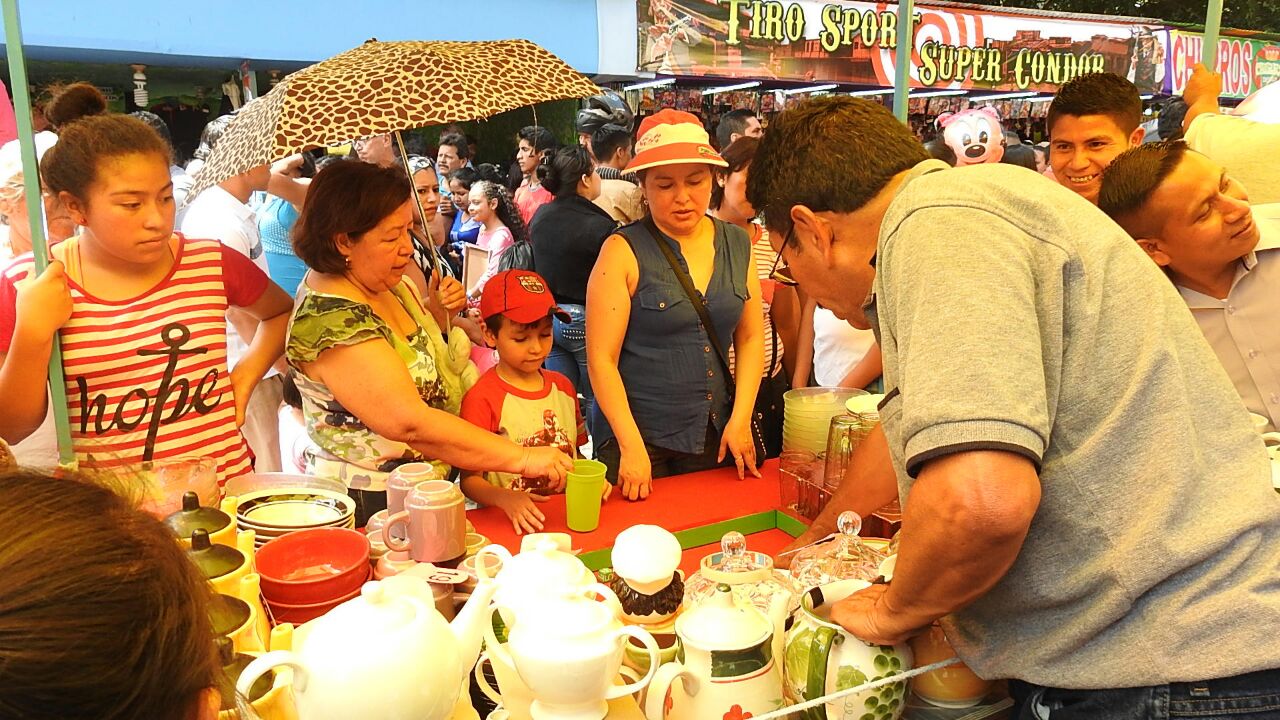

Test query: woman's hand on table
[493,488,550,535]
[618,448,652,501]
[521,447,575,485]
[829,582,929,646]
[718,416,761,480]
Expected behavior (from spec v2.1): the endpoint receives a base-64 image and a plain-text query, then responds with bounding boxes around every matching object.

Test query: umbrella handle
[395,130,440,276]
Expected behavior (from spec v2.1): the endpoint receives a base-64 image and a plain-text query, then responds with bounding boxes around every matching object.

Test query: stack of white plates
[783,387,868,455]
[235,488,357,549]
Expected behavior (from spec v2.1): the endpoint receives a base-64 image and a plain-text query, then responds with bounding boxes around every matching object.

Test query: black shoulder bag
[644,217,768,463]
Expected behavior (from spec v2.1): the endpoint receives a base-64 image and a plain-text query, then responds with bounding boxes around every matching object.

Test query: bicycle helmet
[575,92,635,135]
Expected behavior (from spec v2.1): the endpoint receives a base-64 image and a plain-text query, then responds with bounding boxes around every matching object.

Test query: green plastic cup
[565,459,607,532]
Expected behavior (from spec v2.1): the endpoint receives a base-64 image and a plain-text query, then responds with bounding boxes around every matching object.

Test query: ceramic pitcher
[644,584,784,720]
[486,590,659,720]
[783,579,913,720]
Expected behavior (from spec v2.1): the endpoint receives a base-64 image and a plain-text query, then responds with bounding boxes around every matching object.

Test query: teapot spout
[449,579,498,671]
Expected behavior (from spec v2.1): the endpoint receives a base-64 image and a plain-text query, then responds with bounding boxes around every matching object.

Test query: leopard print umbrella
[188,38,601,200]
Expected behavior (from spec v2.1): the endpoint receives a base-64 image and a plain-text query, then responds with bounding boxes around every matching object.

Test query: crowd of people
[0,60,1279,718]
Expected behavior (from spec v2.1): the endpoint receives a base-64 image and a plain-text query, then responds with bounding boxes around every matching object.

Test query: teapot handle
[804,627,839,720]
[484,606,516,673]
[383,510,412,552]
[237,650,308,696]
[643,660,688,720]
[473,652,503,705]
[606,626,659,702]
[476,544,513,580]
[585,581,624,618]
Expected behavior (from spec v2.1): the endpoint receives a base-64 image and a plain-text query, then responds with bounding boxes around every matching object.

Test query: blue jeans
[1011,669,1280,720]
[546,304,595,437]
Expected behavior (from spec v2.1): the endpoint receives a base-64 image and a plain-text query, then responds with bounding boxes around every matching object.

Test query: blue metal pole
[2,0,76,466]
[893,0,916,124]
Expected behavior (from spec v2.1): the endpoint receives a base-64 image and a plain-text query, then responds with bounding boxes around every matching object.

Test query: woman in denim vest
[587,110,765,501]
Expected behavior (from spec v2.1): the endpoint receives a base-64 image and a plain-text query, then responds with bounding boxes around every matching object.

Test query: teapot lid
[707,531,770,575]
[186,529,244,579]
[677,584,770,651]
[208,593,251,636]
[791,512,887,589]
[495,539,592,594]
[164,491,231,540]
[307,581,440,646]
[612,525,681,585]
[215,637,273,709]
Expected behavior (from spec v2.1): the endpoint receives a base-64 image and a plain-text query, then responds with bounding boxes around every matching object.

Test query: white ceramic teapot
[644,583,785,720]
[236,577,498,720]
[486,589,660,720]
[476,538,603,625]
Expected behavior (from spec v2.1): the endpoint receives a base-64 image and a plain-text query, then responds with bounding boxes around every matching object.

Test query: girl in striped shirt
[0,114,292,486]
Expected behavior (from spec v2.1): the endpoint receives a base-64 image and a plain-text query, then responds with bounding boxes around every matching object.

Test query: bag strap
[643,217,738,394]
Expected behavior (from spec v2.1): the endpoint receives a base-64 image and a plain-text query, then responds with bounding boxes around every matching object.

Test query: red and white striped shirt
[0,235,267,484]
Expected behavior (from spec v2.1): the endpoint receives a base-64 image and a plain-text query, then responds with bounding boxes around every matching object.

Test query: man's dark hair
[1097,140,1189,223]
[591,124,632,163]
[518,126,558,153]
[1157,98,1189,142]
[1001,144,1038,171]
[746,96,929,241]
[1048,72,1142,136]
[439,132,470,160]
[922,137,956,166]
[715,109,758,150]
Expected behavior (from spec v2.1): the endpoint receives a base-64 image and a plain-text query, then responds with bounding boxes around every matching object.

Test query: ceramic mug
[384,480,467,563]
[387,462,438,515]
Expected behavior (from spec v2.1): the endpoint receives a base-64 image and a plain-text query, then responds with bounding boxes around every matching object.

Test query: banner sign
[1166,30,1280,98]
[637,0,1167,93]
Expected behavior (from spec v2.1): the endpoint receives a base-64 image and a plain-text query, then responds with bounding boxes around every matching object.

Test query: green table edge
[577,509,807,570]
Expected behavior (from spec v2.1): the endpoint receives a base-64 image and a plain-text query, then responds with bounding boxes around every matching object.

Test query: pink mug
[384,480,467,563]
[387,463,439,516]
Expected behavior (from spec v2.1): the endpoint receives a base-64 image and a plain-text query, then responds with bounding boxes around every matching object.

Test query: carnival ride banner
[1166,30,1280,98]
[637,0,1167,93]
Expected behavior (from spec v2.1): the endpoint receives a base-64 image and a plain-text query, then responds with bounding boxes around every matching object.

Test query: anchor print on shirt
[75,322,224,462]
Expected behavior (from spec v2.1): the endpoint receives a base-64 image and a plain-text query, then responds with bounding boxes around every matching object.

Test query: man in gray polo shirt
[750,96,1280,716]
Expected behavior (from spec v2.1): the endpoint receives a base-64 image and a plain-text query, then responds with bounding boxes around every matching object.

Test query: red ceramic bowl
[265,579,366,625]
[256,527,371,605]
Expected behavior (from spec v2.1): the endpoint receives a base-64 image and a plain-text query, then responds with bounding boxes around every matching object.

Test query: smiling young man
[749,96,1280,718]
[1047,72,1144,203]
[1100,140,1280,429]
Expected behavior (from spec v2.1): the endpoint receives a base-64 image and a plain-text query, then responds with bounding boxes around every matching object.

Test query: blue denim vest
[593,218,750,455]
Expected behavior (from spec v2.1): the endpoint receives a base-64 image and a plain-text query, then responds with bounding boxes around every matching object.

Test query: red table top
[468,459,783,557]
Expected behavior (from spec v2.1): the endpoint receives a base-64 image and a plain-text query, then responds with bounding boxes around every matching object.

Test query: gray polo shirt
[867,160,1280,689]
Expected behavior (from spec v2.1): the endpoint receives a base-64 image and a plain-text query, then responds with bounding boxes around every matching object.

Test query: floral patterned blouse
[285,281,477,491]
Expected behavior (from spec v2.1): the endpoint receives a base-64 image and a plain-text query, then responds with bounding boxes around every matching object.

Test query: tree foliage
[973,0,1280,35]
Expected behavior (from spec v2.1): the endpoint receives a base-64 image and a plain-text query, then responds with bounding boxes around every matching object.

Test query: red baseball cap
[480,270,571,324]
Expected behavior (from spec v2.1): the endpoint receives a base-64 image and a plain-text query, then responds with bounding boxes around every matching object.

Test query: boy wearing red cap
[459,269,606,534]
